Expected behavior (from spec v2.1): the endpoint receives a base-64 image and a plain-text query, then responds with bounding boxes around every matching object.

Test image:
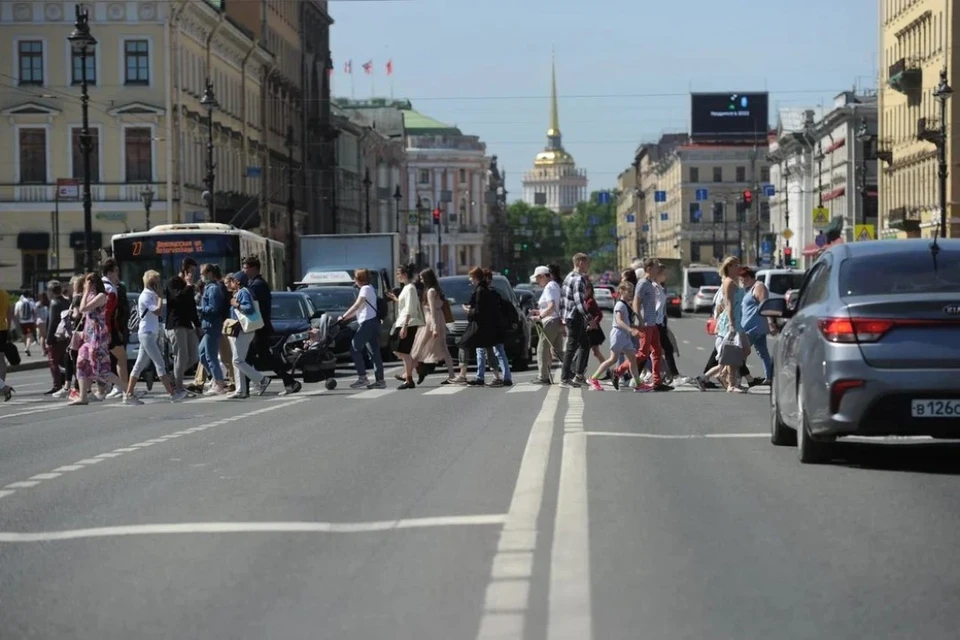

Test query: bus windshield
[113,234,240,292]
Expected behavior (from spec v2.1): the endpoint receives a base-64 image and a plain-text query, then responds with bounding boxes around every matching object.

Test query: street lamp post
[200,80,219,222]
[362,168,372,234]
[68,4,97,271]
[140,186,154,231]
[855,117,873,233]
[393,184,402,233]
[934,68,953,235]
[285,125,296,287]
[415,196,424,269]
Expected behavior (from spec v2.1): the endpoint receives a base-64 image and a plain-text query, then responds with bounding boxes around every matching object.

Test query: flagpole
[350,69,355,99]
[371,60,376,98]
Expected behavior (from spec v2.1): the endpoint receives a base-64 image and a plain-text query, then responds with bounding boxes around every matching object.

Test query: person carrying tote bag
[224,272,268,399]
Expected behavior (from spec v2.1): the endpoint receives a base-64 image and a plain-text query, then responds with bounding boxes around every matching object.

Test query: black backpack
[495,290,519,327]
[217,282,231,318]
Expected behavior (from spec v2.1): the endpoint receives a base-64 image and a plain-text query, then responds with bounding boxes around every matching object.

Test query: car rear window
[687,271,721,288]
[839,251,960,297]
[767,273,805,295]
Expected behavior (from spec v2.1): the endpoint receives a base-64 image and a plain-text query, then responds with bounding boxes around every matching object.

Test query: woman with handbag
[714,257,750,393]
[387,264,425,389]
[224,272,269,399]
[124,270,179,404]
[410,268,456,385]
[70,273,123,406]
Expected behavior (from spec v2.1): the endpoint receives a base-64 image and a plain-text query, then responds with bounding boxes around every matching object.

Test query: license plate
[911,399,960,418]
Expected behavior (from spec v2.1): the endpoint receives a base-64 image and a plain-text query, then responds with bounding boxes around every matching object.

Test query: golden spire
[547,49,560,138]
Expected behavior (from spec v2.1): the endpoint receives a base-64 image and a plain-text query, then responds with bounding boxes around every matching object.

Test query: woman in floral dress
[70,273,122,406]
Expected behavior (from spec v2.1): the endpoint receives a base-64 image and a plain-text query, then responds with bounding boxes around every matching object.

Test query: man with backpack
[187,267,236,393]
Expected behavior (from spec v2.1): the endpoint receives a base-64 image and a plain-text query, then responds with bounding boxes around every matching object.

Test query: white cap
[533,266,551,277]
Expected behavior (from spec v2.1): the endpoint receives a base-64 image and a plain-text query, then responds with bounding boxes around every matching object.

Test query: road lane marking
[0,515,508,542]
[548,389,592,640]
[0,490,14,499]
[506,385,542,393]
[0,398,308,501]
[475,386,561,640]
[346,389,396,400]
[422,386,464,396]
[584,431,767,439]
[0,405,68,421]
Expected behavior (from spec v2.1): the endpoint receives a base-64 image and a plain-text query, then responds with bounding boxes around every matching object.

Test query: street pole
[140,186,154,231]
[783,166,791,255]
[68,5,97,271]
[285,125,296,287]
[415,196,423,270]
[362,167,372,234]
[393,184,402,233]
[200,80,218,222]
[935,68,953,236]
[437,204,443,276]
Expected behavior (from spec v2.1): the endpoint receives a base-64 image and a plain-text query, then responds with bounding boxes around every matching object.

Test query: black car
[270,292,329,379]
[299,286,359,359]
[665,290,682,318]
[515,289,539,352]
[440,275,532,371]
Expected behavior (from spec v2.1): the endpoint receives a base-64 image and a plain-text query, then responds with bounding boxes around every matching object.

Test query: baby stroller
[282,312,341,387]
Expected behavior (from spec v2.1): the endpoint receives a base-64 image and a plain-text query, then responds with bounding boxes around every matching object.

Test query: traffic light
[742,190,753,206]
[784,246,796,267]
[522,242,528,251]
[432,208,441,225]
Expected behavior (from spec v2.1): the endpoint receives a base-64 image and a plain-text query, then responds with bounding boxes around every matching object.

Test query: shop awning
[801,237,844,257]
[822,187,845,203]
[16,232,50,251]
[69,231,103,250]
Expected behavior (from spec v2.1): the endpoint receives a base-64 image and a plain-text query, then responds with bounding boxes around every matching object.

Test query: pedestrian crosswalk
[1,380,769,414]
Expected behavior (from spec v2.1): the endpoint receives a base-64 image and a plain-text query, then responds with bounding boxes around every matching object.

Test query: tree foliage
[560,192,618,273]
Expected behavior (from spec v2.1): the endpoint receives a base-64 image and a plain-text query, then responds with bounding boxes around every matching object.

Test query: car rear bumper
[809,365,960,438]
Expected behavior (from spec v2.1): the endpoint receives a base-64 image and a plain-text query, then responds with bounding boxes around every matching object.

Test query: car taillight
[670,297,680,305]
[818,318,895,343]
[830,379,864,414]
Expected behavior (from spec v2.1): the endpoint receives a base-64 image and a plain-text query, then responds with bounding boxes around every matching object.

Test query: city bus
[111,224,286,292]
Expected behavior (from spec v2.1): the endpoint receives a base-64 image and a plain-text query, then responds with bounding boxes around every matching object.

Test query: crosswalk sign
[812,206,830,229]
[854,224,876,242]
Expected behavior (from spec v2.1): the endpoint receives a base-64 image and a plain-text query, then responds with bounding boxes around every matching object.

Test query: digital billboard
[690,92,769,141]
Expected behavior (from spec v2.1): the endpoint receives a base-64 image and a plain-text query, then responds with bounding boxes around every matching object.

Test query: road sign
[781,229,793,240]
[761,240,772,254]
[762,184,776,197]
[812,206,830,229]
[56,178,79,199]
[695,188,708,202]
[654,190,667,203]
[596,191,612,205]
[855,224,876,241]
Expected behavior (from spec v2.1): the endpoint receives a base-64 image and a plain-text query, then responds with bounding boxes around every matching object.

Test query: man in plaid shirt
[560,253,591,387]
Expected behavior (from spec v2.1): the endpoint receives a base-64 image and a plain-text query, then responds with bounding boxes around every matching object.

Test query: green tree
[504,201,567,281]
[560,192,618,273]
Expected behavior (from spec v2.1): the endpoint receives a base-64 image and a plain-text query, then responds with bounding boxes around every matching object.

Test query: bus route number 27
[131,241,143,256]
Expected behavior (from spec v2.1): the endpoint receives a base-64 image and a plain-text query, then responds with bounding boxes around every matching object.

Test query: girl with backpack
[586,281,644,391]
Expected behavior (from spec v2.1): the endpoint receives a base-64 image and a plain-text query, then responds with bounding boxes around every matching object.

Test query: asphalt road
[2,315,960,639]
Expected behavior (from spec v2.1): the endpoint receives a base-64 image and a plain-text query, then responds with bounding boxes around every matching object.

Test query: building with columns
[521,58,587,214]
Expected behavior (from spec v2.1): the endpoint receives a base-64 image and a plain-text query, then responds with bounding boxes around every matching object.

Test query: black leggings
[703,346,751,377]
[657,324,680,377]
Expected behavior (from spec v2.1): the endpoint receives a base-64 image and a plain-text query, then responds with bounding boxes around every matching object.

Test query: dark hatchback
[440,275,532,371]
[299,286,358,359]
[665,290,682,318]
[269,292,328,376]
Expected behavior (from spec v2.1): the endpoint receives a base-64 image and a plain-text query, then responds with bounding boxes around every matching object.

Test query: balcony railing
[0,182,164,204]
[888,58,922,93]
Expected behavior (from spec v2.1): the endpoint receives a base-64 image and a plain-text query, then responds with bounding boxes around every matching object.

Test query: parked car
[664,290,682,318]
[515,289,539,352]
[692,285,720,313]
[593,286,615,311]
[756,268,806,301]
[763,239,960,464]
[440,275,532,371]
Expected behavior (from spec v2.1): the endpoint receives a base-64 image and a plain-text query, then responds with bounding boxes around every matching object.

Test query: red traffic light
[783,246,792,257]
[742,190,753,204]
[432,208,441,224]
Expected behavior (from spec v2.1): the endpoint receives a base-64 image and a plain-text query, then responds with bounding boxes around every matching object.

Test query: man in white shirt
[530,265,563,384]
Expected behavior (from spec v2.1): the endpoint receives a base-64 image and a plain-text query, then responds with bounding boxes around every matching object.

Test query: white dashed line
[4,481,40,489]
[0,490,15,499]
[28,473,62,481]
[52,465,84,472]
[76,458,105,465]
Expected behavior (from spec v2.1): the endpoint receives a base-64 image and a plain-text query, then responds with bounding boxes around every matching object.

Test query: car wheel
[796,380,832,464]
[769,372,796,446]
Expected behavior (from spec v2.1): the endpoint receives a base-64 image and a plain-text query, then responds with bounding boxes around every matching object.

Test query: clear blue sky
[330,0,878,197]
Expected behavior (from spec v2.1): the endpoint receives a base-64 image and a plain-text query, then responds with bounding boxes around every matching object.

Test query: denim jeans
[131,330,168,378]
[351,318,384,381]
[749,332,773,380]
[199,330,224,382]
[476,344,511,382]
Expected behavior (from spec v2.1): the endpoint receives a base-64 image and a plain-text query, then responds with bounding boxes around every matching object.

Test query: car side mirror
[759,297,790,318]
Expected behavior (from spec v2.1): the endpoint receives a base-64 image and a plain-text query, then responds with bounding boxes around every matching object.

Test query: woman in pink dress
[410,268,456,384]
[71,273,122,405]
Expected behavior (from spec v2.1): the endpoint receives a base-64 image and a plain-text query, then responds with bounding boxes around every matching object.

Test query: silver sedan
[762,238,960,464]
